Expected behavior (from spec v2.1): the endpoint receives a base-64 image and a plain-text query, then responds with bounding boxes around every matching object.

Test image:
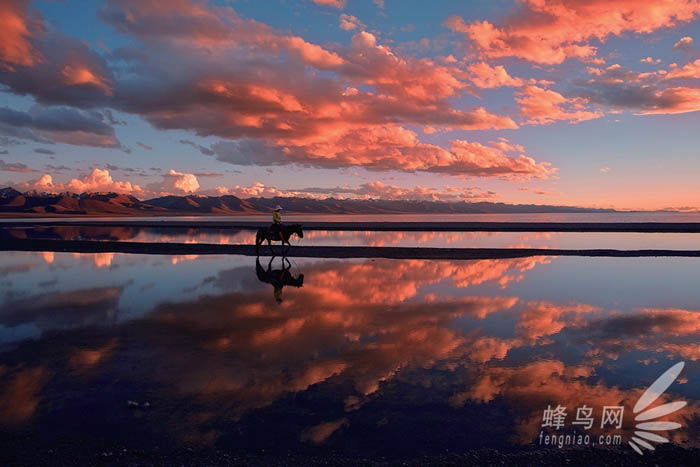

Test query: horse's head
[292,224,304,238]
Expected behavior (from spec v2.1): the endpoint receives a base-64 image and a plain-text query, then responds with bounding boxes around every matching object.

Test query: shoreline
[3,238,700,259]
[4,220,700,232]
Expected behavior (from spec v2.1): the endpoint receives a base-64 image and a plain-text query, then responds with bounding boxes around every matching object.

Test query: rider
[270,205,283,240]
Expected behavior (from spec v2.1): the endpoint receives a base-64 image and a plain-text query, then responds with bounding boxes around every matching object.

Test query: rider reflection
[255,257,304,304]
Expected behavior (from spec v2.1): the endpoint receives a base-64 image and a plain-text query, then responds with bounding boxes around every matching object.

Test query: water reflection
[4,225,700,250]
[256,257,304,303]
[0,252,698,457]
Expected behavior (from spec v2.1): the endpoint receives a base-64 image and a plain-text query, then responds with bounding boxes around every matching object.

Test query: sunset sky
[2,0,700,210]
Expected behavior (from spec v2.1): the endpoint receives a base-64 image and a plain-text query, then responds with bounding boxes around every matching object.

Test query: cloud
[637,86,700,114]
[97,3,518,134]
[1,0,554,180]
[664,59,700,79]
[60,64,112,96]
[212,133,554,180]
[66,169,140,193]
[516,85,603,125]
[600,167,611,173]
[215,181,498,202]
[310,0,346,8]
[216,182,285,198]
[180,139,214,156]
[152,169,200,194]
[446,1,700,64]
[301,181,499,201]
[640,57,662,64]
[0,25,114,108]
[0,106,123,149]
[33,148,55,155]
[0,159,36,173]
[99,0,344,69]
[467,62,523,88]
[32,168,142,194]
[576,64,700,115]
[339,14,364,31]
[0,0,44,70]
[136,141,152,150]
[29,167,204,197]
[673,36,694,52]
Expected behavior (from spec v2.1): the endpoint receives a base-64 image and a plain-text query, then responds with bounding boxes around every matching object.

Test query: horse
[255,223,304,254]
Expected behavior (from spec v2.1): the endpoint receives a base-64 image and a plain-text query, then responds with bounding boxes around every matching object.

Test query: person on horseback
[270,205,283,240]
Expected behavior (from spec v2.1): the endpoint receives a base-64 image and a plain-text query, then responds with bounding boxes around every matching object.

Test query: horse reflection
[255,257,304,303]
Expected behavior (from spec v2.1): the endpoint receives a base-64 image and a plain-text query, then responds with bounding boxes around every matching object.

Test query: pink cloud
[446,1,700,64]
[467,62,523,88]
[0,25,115,108]
[216,182,284,198]
[60,65,113,96]
[221,181,499,202]
[161,169,200,193]
[673,36,694,51]
[637,86,700,114]
[664,59,700,79]
[516,85,603,125]
[99,0,345,70]
[339,14,363,31]
[0,0,556,181]
[0,0,44,70]
[30,168,207,197]
[310,0,346,8]
[303,181,499,202]
[341,31,467,103]
[33,169,143,194]
[213,129,553,180]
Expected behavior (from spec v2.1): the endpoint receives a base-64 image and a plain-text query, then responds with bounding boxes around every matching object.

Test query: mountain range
[0,187,619,216]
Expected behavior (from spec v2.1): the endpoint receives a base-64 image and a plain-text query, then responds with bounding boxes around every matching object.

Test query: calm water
[4,225,700,250]
[2,211,700,223]
[1,250,698,458]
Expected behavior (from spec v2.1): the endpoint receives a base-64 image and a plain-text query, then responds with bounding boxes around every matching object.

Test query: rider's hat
[274,205,283,211]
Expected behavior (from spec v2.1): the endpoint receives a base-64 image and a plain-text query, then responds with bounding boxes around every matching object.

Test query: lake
[1,248,698,462]
[3,211,700,223]
[3,225,700,250]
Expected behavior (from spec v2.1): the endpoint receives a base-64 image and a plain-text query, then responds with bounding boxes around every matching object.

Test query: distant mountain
[0,187,619,217]
[146,194,258,213]
[0,189,165,216]
[248,196,618,214]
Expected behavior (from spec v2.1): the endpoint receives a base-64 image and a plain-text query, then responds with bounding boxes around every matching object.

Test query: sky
[1,0,700,210]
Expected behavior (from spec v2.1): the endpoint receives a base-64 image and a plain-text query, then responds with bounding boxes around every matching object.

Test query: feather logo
[628,361,686,455]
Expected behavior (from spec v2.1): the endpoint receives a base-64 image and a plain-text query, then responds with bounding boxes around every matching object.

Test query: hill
[0,187,618,217]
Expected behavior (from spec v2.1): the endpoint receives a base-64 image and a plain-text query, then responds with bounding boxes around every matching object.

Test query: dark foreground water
[0,250,699,464]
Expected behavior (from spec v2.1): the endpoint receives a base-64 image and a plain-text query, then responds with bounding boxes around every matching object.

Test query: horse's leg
[267,238,274,255]
[255,233,261,255]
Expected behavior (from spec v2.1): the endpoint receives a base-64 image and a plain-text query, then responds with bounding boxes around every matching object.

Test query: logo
[537,361,687,455]
[628,361,686,455]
